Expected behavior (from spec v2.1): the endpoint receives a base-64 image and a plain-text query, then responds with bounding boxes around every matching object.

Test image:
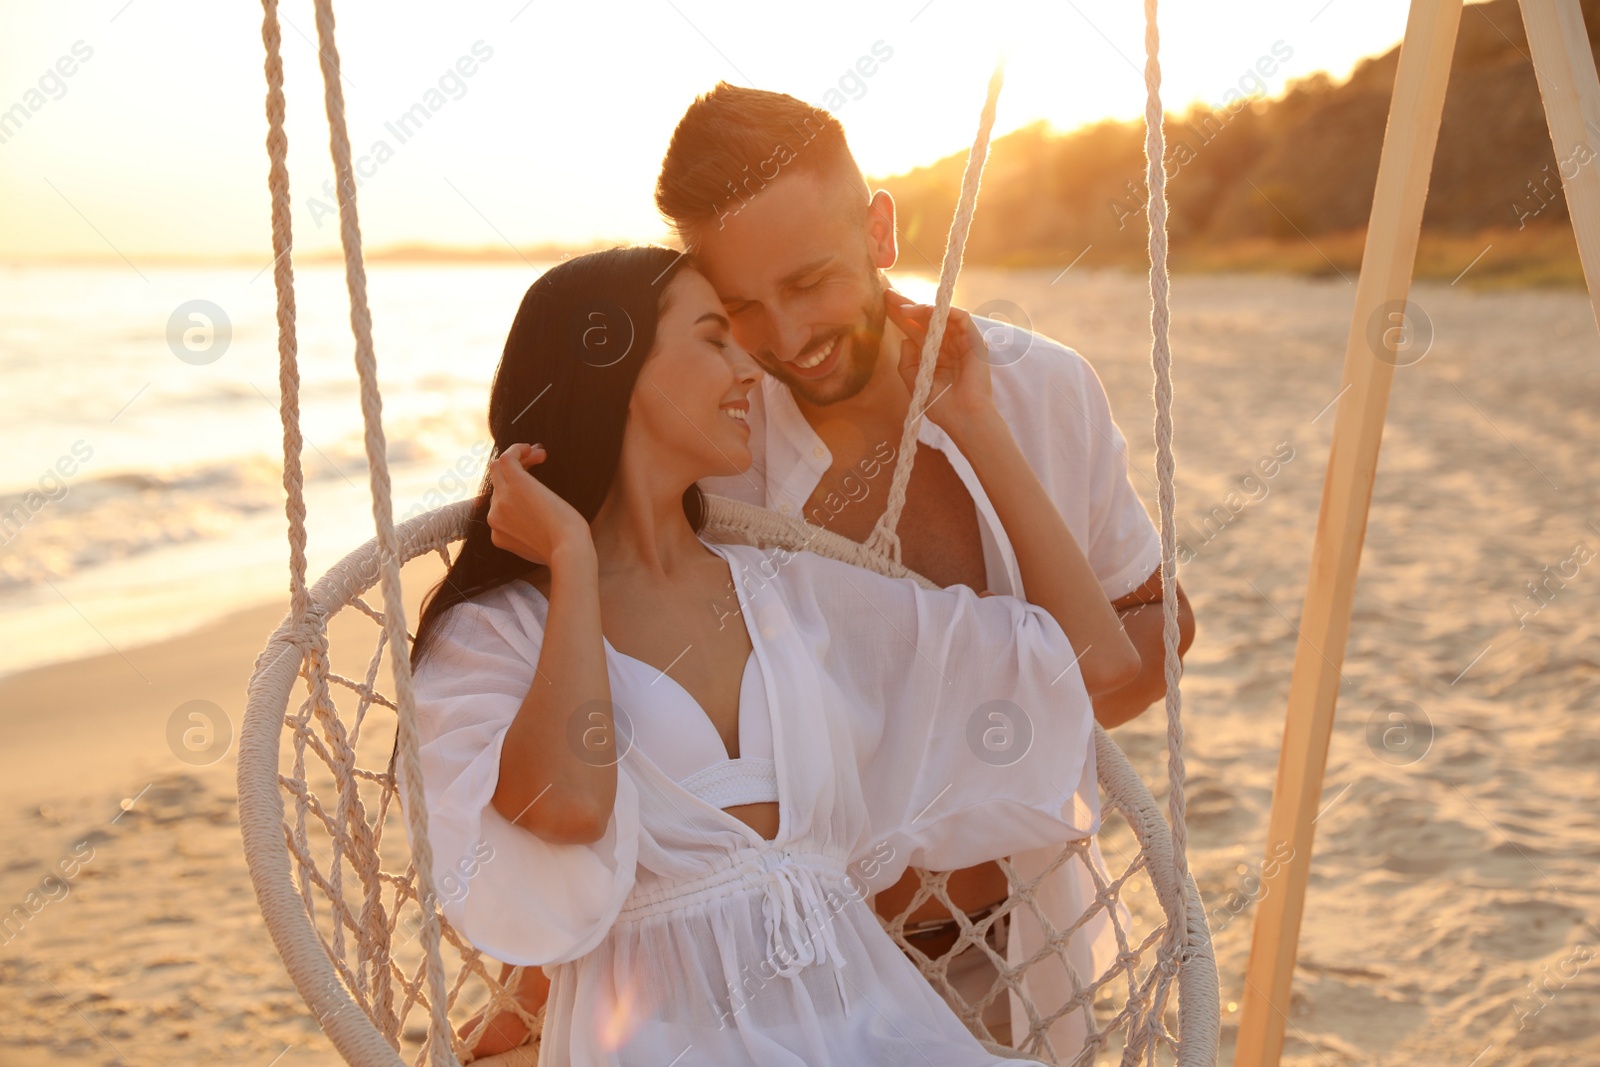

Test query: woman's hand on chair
[459,962,550,1058]
[487,444,594,569]
[459,1003,534,1059]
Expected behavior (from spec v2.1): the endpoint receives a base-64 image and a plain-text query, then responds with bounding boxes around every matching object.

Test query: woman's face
[627,268,762,483]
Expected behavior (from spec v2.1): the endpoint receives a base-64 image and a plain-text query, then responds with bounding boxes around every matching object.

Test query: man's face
[690,171,897,408]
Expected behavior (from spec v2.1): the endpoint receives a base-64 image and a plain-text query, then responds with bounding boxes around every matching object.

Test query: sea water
[0,260,937,677]
[0,261,544,678]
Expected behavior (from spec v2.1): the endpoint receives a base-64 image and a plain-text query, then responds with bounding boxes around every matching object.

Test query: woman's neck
[588,457,703,581]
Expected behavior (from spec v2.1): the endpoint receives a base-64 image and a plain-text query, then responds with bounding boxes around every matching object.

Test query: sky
[0,0,1420,262]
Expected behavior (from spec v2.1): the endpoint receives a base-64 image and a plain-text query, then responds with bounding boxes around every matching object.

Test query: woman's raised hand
[885,291,996,442]
[486,444,594,567]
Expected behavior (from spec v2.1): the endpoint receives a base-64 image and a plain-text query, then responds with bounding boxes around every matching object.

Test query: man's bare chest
[802,442,988,592]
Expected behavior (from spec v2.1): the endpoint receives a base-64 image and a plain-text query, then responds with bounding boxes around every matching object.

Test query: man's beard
[766,288,887,408]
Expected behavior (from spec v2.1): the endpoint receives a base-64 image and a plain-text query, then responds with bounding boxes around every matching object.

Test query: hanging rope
[1128,0,1191,1060]
[1143,0,1189,954]
[256,0,456,1062]
[305,1,456,1061]
[258,0,403,1047]
[260,1,308,638]
[865,62,1005,563]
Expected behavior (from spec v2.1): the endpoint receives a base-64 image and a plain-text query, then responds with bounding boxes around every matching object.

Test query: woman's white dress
[403,541,1102,1066]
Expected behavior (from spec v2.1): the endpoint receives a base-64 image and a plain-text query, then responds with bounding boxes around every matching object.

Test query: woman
[400,245,1138,1066]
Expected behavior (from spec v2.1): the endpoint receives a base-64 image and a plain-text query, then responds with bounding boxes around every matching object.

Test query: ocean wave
[0,436,457,593]
[0,456,282,594]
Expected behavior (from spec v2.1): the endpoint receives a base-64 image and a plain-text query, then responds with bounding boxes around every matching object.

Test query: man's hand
[885,292,995,444]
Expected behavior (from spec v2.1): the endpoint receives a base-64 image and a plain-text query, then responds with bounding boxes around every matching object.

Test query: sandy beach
[2,266,1597,1066]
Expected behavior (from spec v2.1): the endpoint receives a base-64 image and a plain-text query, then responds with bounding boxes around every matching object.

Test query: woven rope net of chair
[245,503,552,1067]
[237,0,1218,1064]
[244,500,1217,1067]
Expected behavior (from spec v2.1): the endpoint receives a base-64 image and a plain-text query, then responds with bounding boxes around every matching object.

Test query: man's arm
[886,296,1196,724]
[1093,567,1195,728]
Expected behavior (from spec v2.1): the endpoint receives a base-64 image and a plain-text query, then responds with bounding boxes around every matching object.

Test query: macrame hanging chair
[238,1,1220,1064]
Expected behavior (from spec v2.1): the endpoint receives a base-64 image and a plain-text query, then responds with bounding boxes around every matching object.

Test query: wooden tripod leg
[1520,0,1600,333]
[1231,1,1465,1065]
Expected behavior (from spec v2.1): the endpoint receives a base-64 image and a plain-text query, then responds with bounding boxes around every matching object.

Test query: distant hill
[876,0,1594,285]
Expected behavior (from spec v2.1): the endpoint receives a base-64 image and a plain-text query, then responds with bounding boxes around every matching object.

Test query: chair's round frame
[239,498,1219,1066]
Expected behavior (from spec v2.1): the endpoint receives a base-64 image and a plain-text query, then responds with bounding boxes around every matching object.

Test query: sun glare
[0,0,1410,261]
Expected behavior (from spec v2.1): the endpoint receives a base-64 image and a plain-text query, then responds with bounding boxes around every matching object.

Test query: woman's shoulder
[712,538,923,612]
[713,539,839,584]
[426,578,549,656]
[451,575,543,614]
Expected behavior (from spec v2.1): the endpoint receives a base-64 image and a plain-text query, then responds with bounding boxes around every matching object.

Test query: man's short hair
[655,82,868,246]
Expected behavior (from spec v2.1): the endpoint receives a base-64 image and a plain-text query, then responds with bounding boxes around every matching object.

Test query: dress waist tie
[756,849,852,1014]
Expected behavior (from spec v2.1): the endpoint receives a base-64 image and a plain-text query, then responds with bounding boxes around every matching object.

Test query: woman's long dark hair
[407,245,698,675]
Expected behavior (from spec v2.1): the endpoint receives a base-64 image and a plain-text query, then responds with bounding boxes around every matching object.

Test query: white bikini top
[622,648,779,809]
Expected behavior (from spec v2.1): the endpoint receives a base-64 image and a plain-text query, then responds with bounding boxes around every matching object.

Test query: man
[660,83,1196,1050]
